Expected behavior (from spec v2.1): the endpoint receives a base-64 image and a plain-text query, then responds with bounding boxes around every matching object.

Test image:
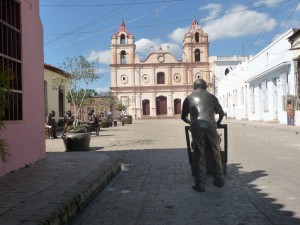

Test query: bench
[86,124,100,136]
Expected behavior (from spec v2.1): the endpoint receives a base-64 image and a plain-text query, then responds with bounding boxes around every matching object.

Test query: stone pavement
[0,119,300,225]
[0,144,122,225]
[71,119,300,225]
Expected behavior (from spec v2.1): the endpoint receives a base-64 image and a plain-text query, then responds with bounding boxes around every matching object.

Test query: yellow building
[44,64,70,123]
[110,20,210,119]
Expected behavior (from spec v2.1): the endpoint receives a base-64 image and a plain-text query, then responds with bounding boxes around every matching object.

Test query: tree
[114,100,129,113]
[0,64,13,162]
[66,89,97,107]
[95,92,118,112]
[59,55,101,128]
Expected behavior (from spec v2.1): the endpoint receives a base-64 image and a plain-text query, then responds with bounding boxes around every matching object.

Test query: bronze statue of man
[62,110,74,135]
[181,79,224,192]
[87,109,97,124]
[46,110,58,139]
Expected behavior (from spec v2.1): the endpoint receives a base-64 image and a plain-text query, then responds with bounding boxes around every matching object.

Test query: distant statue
[46,110,58,139]
[62,110,74,135]
[87,109,98,125]
[181,79,224,192]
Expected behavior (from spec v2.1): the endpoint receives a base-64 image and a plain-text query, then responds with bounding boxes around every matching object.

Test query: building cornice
[110,62,209,68]
[110,84,193,92]
[246,61,291,83]
[44,64,71,78]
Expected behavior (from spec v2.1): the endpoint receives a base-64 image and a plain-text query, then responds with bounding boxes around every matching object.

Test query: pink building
[0,0,45,176]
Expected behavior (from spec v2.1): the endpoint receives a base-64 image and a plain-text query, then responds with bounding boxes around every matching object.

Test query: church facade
[110,20,210,119]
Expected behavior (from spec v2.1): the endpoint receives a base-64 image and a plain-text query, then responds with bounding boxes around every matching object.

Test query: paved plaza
[1,119,300,225]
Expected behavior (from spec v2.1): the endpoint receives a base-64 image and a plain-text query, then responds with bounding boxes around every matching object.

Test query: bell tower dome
[182,19,208,63]
[110,20,135,65]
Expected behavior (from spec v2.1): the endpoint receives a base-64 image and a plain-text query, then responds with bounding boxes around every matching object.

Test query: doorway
[142,99,150,115]
[156,96,167,115]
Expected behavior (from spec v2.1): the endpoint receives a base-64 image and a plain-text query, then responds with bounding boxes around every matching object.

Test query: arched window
[157,72,165,84]
[195,32,200,43]
[120,50,126,64]
[120,34,126,44]
[225,68,230,75]
[195,49,200,62]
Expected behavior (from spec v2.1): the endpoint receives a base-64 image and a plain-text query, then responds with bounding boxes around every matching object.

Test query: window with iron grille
[0,0,22,121]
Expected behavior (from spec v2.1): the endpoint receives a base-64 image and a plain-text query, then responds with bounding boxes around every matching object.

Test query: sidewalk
[225,118,300,133]
[0,151,122,225]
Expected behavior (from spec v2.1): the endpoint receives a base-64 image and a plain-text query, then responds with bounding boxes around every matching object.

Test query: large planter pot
[62,131,91,151]
[123,115,132,124]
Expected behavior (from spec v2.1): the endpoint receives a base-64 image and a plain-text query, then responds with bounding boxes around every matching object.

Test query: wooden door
[174,99,181,114]
[142,99,150,115]
[156,96,167,115]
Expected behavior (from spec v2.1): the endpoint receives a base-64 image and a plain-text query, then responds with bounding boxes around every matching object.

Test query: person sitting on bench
[46,110,58,139]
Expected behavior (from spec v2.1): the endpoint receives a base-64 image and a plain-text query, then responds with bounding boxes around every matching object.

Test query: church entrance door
[174,98,181,114]
[142,99,150,115]
[156,96,167,115]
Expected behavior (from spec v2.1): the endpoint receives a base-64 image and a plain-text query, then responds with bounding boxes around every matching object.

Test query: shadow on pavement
[74,148,300,225]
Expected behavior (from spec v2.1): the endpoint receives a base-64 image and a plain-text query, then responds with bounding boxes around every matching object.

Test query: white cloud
[95,87,111,93]
[296,3,300,11]
[168,27,188,43]
[161,42,182,58]
[199,3,222,22]
[254,0,283,7]
[86,50,110,65]
[136,38,182,59]
[202,5,277,41]
[135,38,161,54]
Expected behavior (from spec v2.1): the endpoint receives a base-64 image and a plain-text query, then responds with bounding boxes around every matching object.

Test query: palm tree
[0,63,13,162]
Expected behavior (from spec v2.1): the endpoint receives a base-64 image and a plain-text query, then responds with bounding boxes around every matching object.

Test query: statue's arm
[215,99,224,125]
[181,98,191,124]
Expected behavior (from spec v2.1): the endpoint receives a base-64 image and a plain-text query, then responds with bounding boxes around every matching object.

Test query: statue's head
[66,110,71,116]
[88,109,94,115]
[194,79,207,90]
[51,110,55,116]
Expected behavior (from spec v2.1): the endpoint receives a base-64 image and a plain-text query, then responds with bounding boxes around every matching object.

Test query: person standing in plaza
[181,79,224,192]
[286,101,295,126]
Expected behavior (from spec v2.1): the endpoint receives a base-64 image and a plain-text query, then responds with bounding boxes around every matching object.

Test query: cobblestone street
[50,119,300,225]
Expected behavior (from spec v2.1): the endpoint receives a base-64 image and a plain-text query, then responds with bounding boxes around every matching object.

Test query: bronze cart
[185,124,228,175]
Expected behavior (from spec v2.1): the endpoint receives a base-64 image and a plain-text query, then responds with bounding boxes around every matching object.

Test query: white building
[209,55,251,97]
[218,29,299,125]
[288,29,300,123]
[110,20,210,118]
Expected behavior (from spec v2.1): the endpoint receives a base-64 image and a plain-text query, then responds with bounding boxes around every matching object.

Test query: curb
[24,158,122,225]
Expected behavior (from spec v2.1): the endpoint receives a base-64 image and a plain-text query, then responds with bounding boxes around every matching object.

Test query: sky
[40,0,300,93]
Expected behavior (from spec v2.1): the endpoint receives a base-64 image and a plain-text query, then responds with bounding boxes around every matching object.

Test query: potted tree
[0,64,13,161]
[56,55,101,151]
[114,100,132,125]
[95,92,118,127]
